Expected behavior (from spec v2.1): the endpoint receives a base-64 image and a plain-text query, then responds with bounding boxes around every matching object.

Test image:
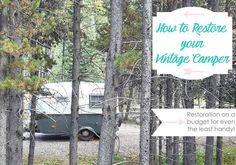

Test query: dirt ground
[23,124,140,160]
[23,123,236,160]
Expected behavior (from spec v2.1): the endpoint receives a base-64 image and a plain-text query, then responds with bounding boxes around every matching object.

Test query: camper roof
[40,82,105,97]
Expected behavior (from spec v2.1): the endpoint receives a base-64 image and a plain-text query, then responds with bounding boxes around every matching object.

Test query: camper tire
[78,129,95,141]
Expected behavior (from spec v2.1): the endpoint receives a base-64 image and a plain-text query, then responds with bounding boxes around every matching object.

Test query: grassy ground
[23,156,66,165]
[23,154,138,165]
[24,147,236,165]
[196,147,236,165]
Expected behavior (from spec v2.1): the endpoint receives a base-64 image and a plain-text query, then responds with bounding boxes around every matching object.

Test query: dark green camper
[35,82,121,141]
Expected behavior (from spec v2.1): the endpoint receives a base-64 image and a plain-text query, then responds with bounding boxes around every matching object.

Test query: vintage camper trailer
[35,81,120,141]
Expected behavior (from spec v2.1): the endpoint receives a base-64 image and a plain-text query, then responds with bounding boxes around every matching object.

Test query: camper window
[56,96,69,102]
[89,95,104,108]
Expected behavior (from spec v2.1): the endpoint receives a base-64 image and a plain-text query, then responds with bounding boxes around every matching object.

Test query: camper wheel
[78,128,95,141]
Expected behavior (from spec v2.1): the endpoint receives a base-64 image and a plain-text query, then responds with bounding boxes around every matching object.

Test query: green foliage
[113,154,139,165]
[196,151,205,165]
[115,50,142,71]
[123,1,142,46]
[0,0,13,7]
[50,0,107,82]
[23,156,64,165]
[50,41,72,81]
[0,39,19,55]
[51,40,105,82]
[0,76,46,93]
[79,156,96,165]
[222,147,236,165]
[9,58,45,72]
[24,154,139,165]
[0,0,70,94]
[195,148,236,165]
[23,76,47,92]
[96,0,142,51]
[19,0,68,44]
[192,0,207,7]
[80,0,107,81]
[0,39,41,56]
[32,0,41,11]
[22,149,236,165]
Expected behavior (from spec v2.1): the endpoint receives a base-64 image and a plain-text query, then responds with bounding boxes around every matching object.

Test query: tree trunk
[139,0,152,164]
[204,76,217,165]
[124,78,134,121]
[216,136,223,165]
[212,0,220,11]
[165,76,173,165]
[173,80,181,165]
[150,111,157,165]
[183,136,196,165]
[7,59,24,165]
[183,80,196,165]
[225,0,229,13]
[166,76,173,109]
[61,38,66,81]
[167,0,177,12]
[216,75,224,165]
[7,2,24,164]
[216,0,229,162]
[117,75,125,120]
[7,90,24,165]
[150,70,158,165]
[181,0,196,164]
[152,0,158,15]
[28,36,40,165]
[69,1,81,165]
[28,94,37,165]
[97,0,123,164]
[234,92,236,108]
[0,5,8,165]
[158,81,163,165]
[182,0,191,7]
[159,137,163,164]
[159,79,163,109]
[165,0,178,161]
[173,137,179,165]
[205,137,214,165]
[118,87,124,119]
[205,1,219,164]
[0,92,7,165]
